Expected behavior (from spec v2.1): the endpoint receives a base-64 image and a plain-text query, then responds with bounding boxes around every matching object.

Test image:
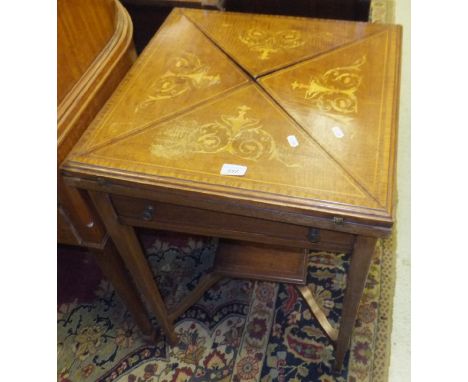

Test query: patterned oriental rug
[58,229,395,382]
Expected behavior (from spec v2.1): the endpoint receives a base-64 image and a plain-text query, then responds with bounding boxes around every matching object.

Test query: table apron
[111,194,355,253]
[62,175,392,238]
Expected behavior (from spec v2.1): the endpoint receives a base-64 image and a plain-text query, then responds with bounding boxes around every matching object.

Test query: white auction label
[287,135,299,147]
[220,164,247,176]
[332,126,345,138]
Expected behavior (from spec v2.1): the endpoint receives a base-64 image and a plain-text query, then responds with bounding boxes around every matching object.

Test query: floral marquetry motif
[151,105,301,167]
[76,84,380,209]
[260,30,401,208]
[136,53,221,111]
[75,10,249,154]
[291,56,366,116]
[182,9,388,77]
[62,10,401,373]
[239,28,305,60]
[64,8,401,224]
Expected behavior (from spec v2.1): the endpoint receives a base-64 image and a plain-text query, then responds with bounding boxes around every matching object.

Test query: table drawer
[111,195,354,253]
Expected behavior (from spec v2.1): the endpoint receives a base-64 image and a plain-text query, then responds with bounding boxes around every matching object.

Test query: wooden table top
[63,8,402,230]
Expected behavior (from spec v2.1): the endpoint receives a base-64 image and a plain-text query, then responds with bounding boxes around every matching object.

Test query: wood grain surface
[183,9,388,77]
[58,0,135,245]
[63,8,401,232]
[58,0,159,342]
[60,9,402,366]
[215,240,308,284]
[57,0,115,104]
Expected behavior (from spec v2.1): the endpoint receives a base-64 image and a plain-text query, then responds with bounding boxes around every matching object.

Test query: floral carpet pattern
[58,230,394,382]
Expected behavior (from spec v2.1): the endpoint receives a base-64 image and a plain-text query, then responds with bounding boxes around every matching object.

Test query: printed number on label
[220,164,247,176]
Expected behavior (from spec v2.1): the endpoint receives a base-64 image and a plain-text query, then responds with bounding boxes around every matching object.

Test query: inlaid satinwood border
[257,28,401,211]
[77,81,249,157]
[63,8,401,225]
[74,21,396,213]
[73,9,251,156]
[180,9,400,213]
[63,160,394,231]
[68,84,385,214]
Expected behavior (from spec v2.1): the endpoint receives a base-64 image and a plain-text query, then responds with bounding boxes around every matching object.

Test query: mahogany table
[58,0,157,342]
[62,8,401,370]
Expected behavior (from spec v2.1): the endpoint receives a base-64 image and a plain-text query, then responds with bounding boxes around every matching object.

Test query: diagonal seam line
[76,81,251,157]
[256,29,392,79]
[70,9,187,157]
[257,30,395,210]
[82,13,388,210]
[253,82,386,209]
[76,11,255,157]
[82,81,382,208]
[182,11,388,208]
[182,12,258,81]
[182,8,391,80]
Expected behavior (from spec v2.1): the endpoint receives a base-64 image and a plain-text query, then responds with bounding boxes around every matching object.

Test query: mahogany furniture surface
[58,0,136,245]
[62,8,402,370]
[58,0,156,340]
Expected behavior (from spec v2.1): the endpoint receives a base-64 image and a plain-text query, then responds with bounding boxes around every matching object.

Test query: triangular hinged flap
[259,28,401,209]
[182,8,388,78]
[77,85,381,210]
[74,9,249,154]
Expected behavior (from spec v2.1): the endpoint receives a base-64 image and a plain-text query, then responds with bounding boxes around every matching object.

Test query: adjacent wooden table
[62,8,401,370]
[58,0,157,342]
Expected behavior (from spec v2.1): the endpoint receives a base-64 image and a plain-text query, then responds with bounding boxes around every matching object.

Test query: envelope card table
[62,8,401,370]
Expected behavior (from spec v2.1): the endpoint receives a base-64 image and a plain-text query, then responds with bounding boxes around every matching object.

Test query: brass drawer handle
[142,205,155,221]
[308,228,320,243]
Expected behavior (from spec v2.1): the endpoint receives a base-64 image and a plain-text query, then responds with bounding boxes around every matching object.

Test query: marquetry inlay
[238,28,305,60]
[136,52,221,111]
[151,105,300,167]
[60,10,402,375]
[64,8,402,219]
[291,56,366,117]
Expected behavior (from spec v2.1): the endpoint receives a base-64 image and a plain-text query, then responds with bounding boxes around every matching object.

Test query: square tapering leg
[90,239,158,342]
[88,191,178,345]
[334,235,377,370]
